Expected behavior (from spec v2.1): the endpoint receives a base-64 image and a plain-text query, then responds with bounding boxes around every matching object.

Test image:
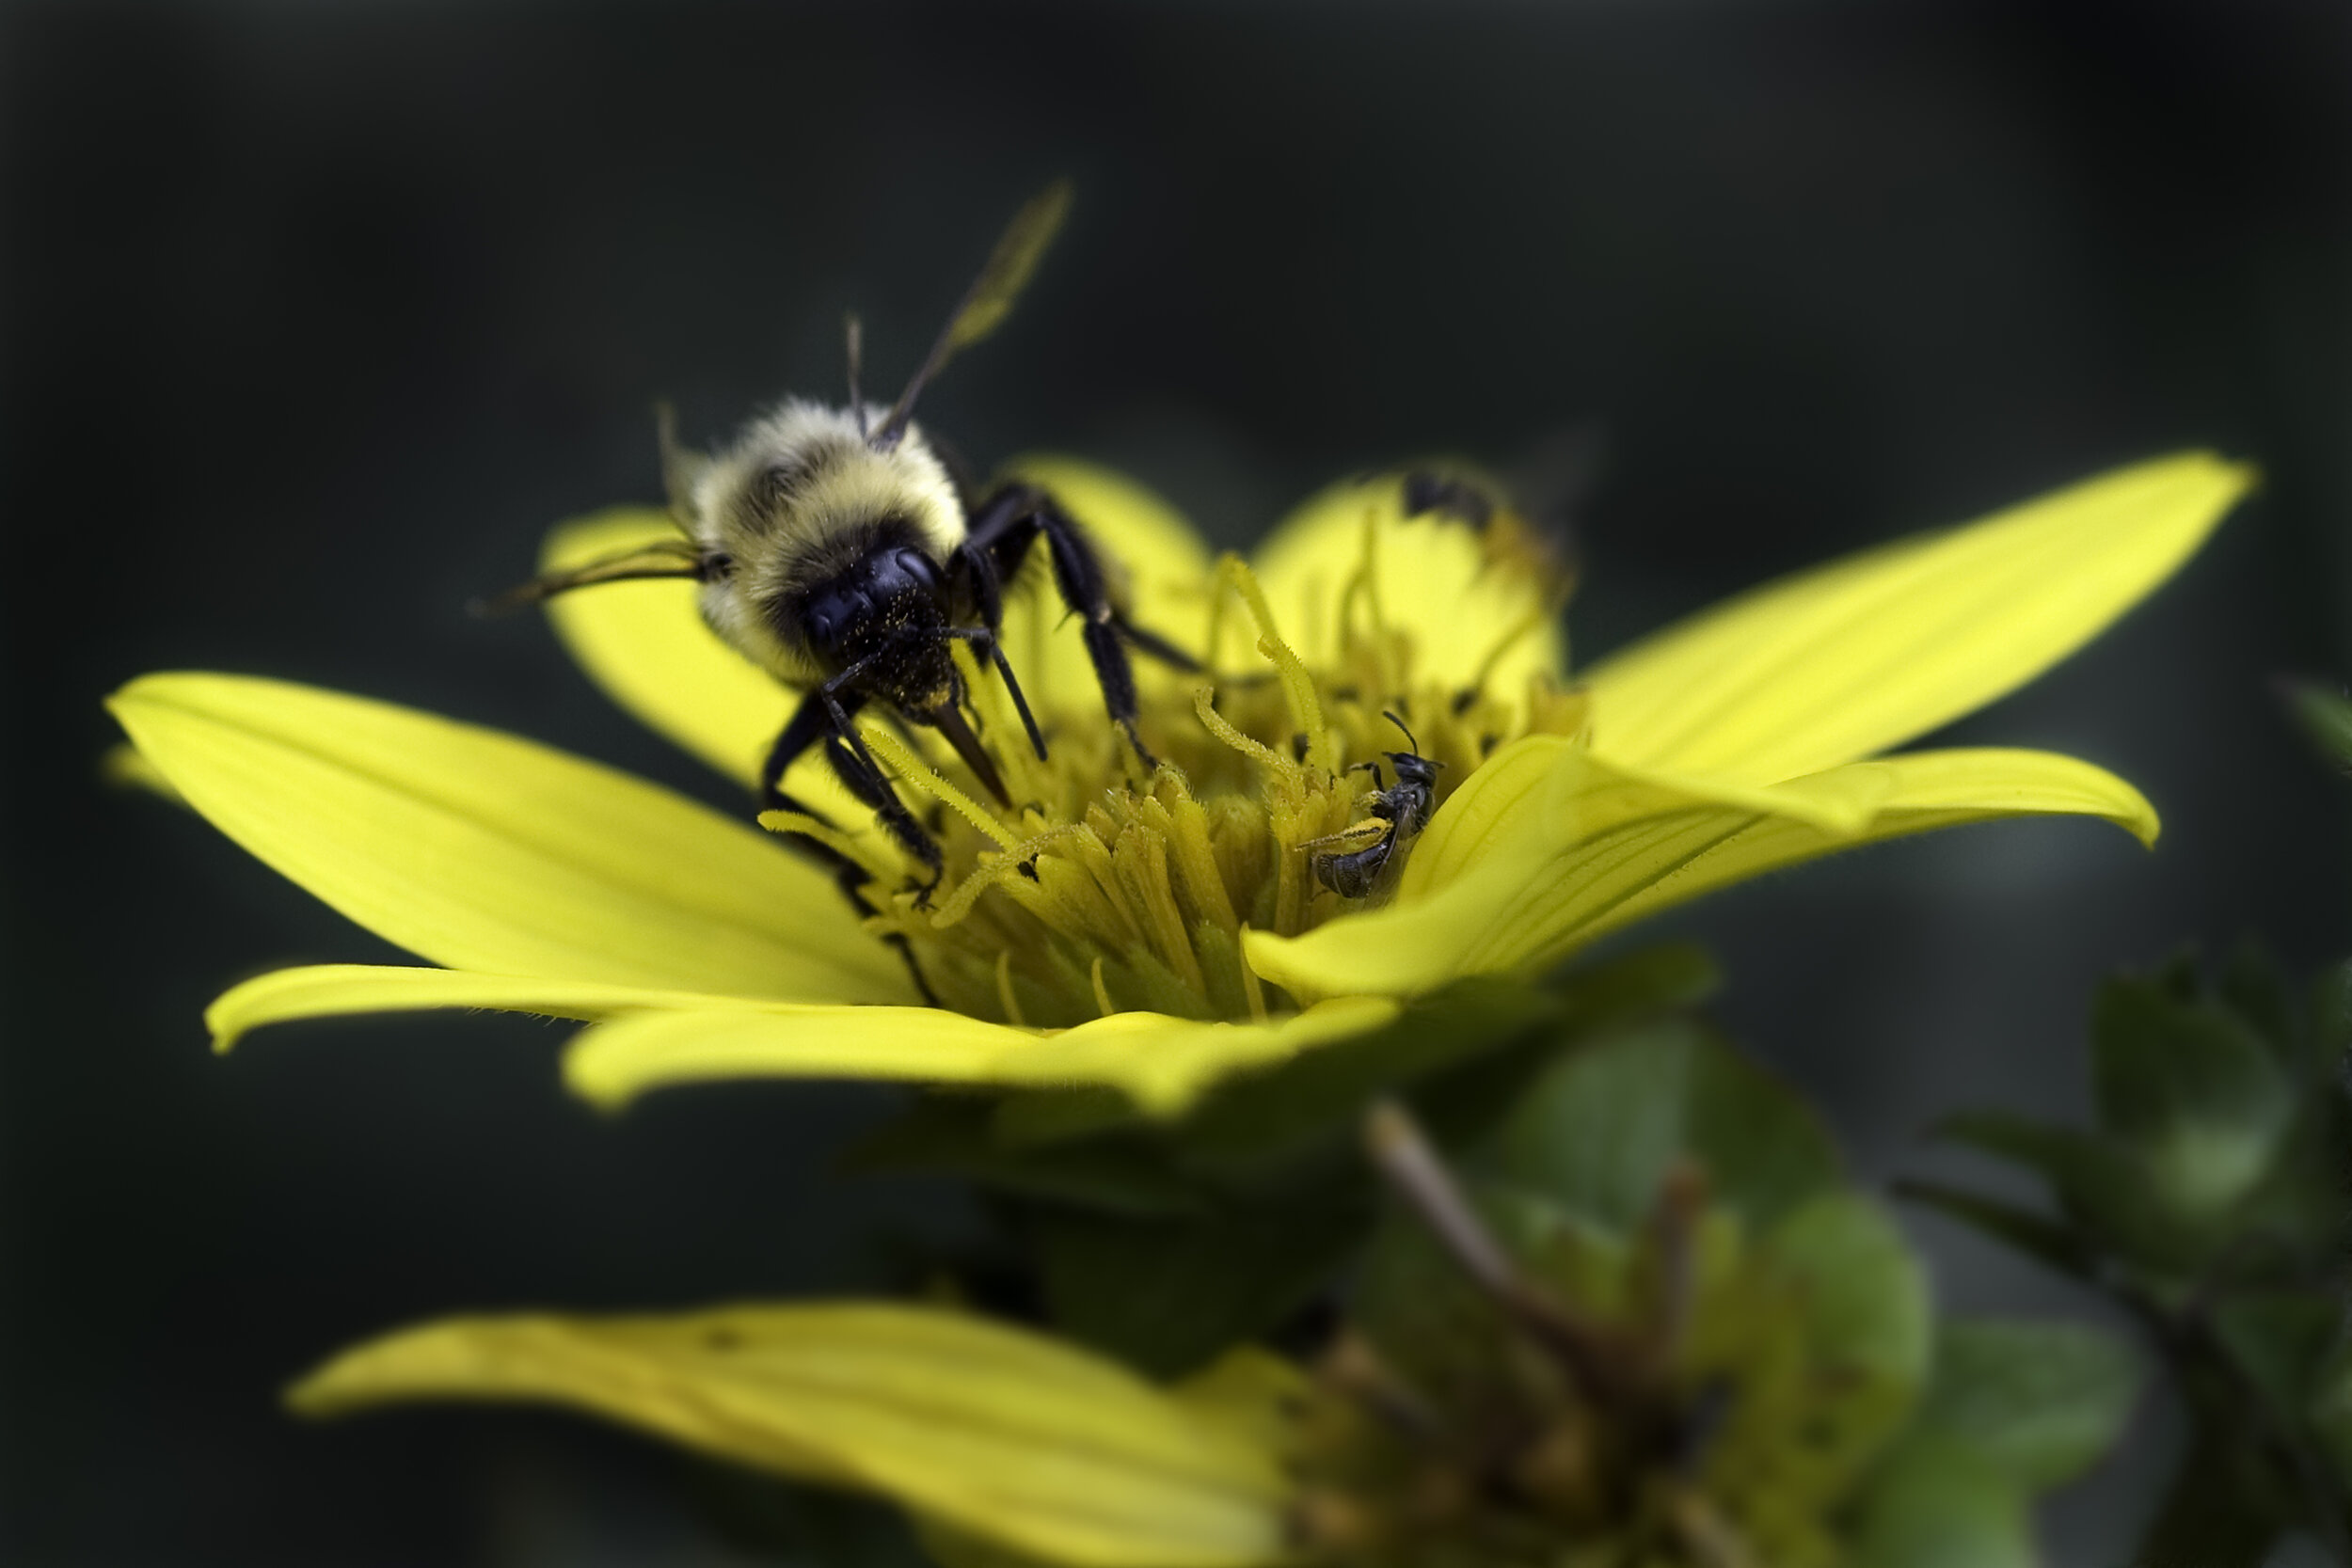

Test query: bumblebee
[1306,712,1442,901]
[491,182,1190,890]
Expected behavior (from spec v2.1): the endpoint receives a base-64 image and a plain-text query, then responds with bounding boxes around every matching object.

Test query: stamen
[1216,556,1339,778]
[1140,792,1239,932]
[795,492,1581,1033]
[1192,684,1295,782]
[1110,825,1206,997]
[993,950,1027,1028]
[1238,933,1270,1022]
[855,722,1019,850]
[757,809,899,881]
[932,823,1087,927]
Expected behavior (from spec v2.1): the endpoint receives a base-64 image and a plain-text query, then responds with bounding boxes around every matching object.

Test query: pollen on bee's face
[764,536,1587,1029]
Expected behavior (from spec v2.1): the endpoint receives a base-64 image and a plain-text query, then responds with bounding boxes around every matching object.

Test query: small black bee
[1308,711,1442,901]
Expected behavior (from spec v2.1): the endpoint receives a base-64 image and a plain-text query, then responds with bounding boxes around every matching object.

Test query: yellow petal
[1172,1348,1311,1461]
[102,739,183,804]
[288,1303,1288,1568]
[539,508,786,787]
[538,514,887,844]
[1246,744,2155,999]
[109,673,912,1004]
[1000,455,1215,626]
[564,995,1400,1117]
[1248,472,1568,692]
[1581,452,2251,784]
[995,456,1216,718]
[203,964,827,1053]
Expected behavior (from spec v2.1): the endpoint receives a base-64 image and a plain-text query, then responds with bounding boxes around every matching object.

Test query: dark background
[4,0,2349,1561]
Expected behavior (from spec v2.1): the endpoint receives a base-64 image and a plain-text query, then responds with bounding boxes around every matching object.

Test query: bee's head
[676,400,964,689]
[1376,712,1442,790]
[1386,750,1443,790]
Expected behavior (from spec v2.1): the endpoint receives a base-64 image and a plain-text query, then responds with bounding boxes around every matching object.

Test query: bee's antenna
[872,180,1072,452]
[1382,709,1420,754]
[472,538,705,617]
[844,311,868,440]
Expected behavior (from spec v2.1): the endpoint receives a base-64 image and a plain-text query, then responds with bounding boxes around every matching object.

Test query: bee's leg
[940,526,1045,755]
[816,689,948,905]
[760,689,848,813]
[934,626,1045,762]
[958,484,1200,768]
[766,683,947,904]
[758,693,941,1002]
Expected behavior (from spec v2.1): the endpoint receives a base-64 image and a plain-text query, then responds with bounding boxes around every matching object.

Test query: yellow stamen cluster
[765,540,1586,1028]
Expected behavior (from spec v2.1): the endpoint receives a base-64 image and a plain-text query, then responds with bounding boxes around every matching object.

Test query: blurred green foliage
[1311,1023,2136,1567]
[1900,675,2352,1565]
[1906,946,2352,1563]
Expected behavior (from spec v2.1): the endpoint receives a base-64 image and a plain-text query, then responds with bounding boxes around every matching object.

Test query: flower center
[766,511,1586,1026]
[1293,1151,1870,1568]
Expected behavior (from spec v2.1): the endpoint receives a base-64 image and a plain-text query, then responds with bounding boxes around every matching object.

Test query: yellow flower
[289,1300,1297,1568]
[110,451,2247,1117]
[274,1170,1932,1568]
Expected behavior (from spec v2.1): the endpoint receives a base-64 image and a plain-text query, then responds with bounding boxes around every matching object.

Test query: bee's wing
[1367,815,1428,903]
[472,537,701,616]
[874,180,1073,448]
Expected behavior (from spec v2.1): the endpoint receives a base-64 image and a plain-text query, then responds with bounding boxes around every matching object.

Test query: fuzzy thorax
[763,548,1587,1029]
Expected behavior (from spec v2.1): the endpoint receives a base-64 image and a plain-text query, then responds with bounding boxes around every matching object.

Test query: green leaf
[2211,1292,2344,1431]
[1162,975,1569,1174]
[1349,1180,1617,1403]
[2218,939,2302,1066]
[991,949,1715,1169]
[1033,1183,1370,1379]
[2309,1338,2352,1490]
[2093,976,2296,1222]
[1848,1435,2037,1568]
[1892,1179,2102,1285]
[688,1465,931,1568]
[844,1096,1210,1218]
[2281,678,2352,777]
[1764,1194,1934,1416]
[1934,1110,2214,1274]
[2311,958,2352,1082]
[1906,1318,2142,1489]
[917,1516,1063,1568]
[1487,1018,1842,1233]
[2134,1424,2298,1568]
